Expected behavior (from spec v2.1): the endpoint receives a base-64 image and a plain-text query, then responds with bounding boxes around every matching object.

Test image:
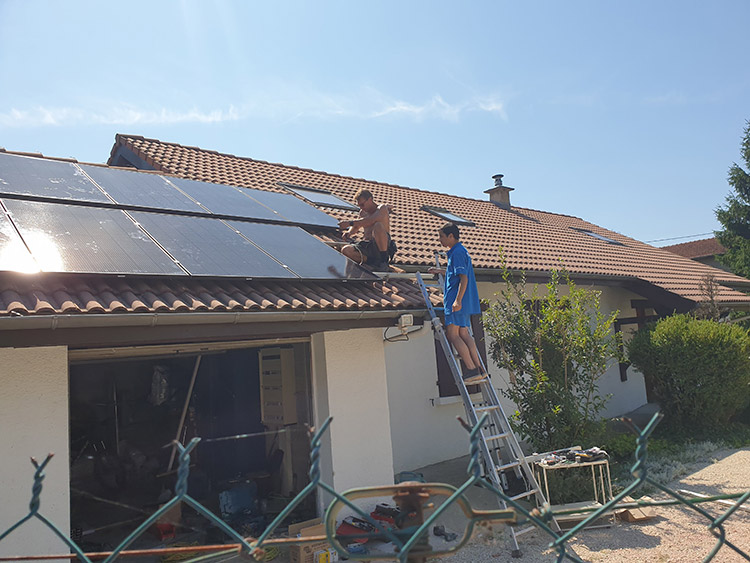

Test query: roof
[662,237,726,260]
[0,148,433,318]
[109,134,750,306]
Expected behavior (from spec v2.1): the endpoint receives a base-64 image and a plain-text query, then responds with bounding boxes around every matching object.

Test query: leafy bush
[483,266,621,451]
[627,314,750,429]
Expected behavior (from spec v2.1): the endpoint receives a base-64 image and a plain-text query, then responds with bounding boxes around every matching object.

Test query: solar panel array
[0,152,376,280]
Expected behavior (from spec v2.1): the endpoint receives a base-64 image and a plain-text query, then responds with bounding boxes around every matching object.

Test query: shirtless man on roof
[339,189,395,270]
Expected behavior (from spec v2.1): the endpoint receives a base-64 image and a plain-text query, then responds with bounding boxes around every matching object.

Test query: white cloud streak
[0,105,242,127]
[0,90,507,128]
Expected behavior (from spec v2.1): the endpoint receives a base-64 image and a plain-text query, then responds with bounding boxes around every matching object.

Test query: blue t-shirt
[444,242,481,315]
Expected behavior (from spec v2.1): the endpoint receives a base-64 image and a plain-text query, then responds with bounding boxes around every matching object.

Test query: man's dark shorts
[352,237,397,268]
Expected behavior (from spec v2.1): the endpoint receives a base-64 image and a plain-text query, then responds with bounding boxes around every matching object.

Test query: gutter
[0,308,428,332]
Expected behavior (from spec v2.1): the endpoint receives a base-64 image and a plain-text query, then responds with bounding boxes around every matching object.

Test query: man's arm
[453,274,468,312]
[353,205,390,229]
[339,210,366,240]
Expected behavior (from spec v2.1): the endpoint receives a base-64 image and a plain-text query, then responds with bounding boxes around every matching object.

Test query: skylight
[421,205,475,226]
[571,228,623,245]
[280,183,359,211]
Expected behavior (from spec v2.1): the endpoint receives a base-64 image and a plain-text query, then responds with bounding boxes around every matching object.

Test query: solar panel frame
[281,184,359,211]
[166,177,282,222]
[242,188,339,228]
[0,153,112,204]
[80,164,208,214]
[131,211,299,279]
[2,199,187,276]
[228,221,378,280]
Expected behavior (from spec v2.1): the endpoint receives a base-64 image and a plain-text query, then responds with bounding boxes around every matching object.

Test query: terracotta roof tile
[0,274,427,317]
[110,134,750,306]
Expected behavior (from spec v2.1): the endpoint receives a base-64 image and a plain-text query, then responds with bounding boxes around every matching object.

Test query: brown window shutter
[435,314,487,398]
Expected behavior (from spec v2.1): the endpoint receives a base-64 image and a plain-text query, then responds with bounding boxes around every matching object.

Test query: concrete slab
[410,455,508,539]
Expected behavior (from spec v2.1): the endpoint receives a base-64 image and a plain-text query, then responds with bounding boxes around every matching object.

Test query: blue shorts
[445,309,471,328]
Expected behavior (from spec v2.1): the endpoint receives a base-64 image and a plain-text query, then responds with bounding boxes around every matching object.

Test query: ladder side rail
[440,258,558,531]
[417,266,530,552]
[481,382,545,488]
[416,273,504,481]
[416,272,477,425]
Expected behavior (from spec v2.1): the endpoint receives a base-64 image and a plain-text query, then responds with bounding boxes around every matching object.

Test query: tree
[716,120,750,277]
[482,265,622,451]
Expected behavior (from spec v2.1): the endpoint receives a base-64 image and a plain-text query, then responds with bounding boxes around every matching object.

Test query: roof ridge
[661,236,719,249]
[0,148,79,163]
[0,147,180,178]
[116,133,590,222]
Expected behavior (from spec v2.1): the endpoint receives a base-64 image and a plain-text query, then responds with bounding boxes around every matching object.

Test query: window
[571,228,623,245]
[421,205,475,226]
[279,183,359,211]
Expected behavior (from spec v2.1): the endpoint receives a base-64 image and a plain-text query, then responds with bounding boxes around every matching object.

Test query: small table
[533,458,615,529]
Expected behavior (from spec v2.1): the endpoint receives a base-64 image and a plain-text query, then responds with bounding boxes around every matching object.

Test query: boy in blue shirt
[429,223,487,385]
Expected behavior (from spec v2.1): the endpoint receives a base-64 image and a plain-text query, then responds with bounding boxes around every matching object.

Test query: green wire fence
[1,413,748,563]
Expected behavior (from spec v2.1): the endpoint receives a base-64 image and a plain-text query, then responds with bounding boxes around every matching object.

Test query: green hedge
[627,314,750,428]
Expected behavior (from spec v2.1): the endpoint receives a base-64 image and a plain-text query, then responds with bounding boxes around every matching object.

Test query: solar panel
[0,153,111,204]
[243,188,339,228]
[0,207,38,273]
[282,184,359,211]
[228,221,377,280]
[81,164,207,213]
[167,177,281,222]
[131,212,298,278]
[3,199,186,275]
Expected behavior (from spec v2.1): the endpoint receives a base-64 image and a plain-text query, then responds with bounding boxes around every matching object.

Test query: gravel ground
[438,446,750,563]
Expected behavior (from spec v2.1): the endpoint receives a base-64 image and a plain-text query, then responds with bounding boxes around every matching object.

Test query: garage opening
[68,342,316,550]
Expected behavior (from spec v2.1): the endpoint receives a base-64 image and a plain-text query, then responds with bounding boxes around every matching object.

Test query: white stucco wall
[310,328,394,493]
[0,346,69,558]
[384,327,469,472]
[477,280,648,419]
[593,284,649,416]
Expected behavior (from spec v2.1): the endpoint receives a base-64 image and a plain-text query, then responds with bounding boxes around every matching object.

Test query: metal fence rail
[1,413,748,563]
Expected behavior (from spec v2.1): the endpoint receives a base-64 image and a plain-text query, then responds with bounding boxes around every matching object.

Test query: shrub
[483,267,621,451]
[627,314,750,429]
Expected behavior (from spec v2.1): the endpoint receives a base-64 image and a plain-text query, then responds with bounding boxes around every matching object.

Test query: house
[3,136,750,556]
[662,237,728,271]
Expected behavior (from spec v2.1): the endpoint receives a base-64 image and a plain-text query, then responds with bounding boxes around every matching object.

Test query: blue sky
[1,1,748,245]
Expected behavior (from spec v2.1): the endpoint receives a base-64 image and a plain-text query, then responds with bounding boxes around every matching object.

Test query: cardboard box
[615,496,657,522]
[288,518,338,563]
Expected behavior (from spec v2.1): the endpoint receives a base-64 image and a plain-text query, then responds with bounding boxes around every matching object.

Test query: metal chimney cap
[492,174,504,187]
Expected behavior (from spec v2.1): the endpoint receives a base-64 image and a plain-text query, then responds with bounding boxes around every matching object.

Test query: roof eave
[0,308,426,332]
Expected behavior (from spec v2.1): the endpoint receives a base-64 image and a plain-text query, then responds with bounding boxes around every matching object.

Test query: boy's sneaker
[462,368,488,385]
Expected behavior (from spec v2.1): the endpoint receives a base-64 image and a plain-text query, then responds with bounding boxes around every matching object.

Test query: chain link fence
[1,413,748,563]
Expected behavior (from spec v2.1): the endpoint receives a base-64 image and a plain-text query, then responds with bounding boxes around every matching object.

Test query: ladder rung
[496,461,521,472]
[484,431,511,442]
[475,405,499,413]
[513,524,537,537]
[510,489,537,501]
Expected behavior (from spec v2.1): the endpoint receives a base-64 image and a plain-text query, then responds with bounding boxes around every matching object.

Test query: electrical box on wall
[259,347,297,426]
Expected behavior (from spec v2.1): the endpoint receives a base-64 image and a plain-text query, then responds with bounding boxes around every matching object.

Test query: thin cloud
[0,90,507,128]
[0,105,241,127]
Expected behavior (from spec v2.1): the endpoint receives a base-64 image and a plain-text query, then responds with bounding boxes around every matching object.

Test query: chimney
[485,173,514,210]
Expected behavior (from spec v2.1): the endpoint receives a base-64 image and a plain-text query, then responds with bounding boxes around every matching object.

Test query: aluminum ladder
[415,268,560,557]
